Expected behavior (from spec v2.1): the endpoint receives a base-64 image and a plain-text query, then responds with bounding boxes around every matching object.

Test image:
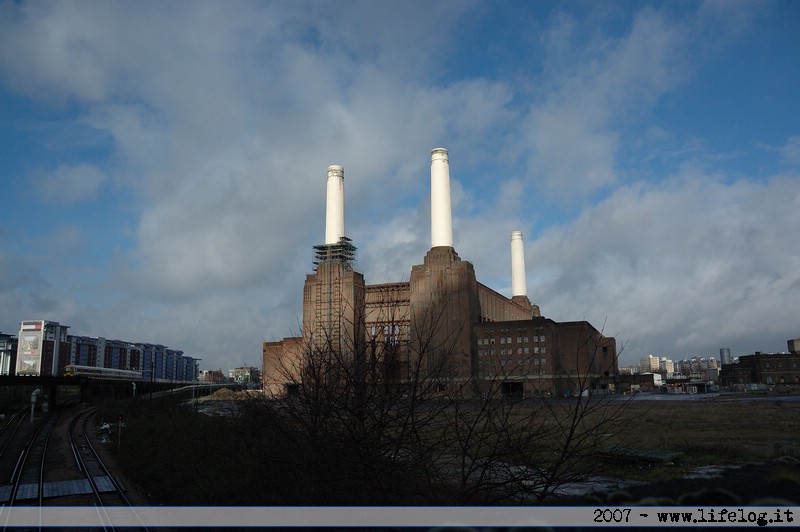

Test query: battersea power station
[263,148,618,398]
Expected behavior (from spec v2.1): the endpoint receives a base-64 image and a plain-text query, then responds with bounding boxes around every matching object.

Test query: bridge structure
[0,375,235,409]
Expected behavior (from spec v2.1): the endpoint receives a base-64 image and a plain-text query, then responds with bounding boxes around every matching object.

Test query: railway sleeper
[0,475,125,502]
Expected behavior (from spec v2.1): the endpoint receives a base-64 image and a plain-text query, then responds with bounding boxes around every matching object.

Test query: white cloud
[34,163,106,203]
[530,172,800,364]
[782,136,800,166]
[522,9,694,199]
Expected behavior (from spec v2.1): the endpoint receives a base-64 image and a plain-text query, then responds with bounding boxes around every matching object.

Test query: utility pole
[117,414,124,454]
[30,388,40,423]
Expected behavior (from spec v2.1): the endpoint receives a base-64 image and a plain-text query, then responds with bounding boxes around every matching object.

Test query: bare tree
[260,291,633,505]
[390,326,632,505]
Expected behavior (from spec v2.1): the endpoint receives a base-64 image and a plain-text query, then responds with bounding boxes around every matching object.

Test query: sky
[1,0,798,371]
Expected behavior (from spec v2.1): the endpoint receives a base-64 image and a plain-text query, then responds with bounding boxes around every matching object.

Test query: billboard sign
[16,321,44,376]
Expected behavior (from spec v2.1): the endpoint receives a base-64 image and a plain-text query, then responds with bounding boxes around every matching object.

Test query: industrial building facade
[263,148,617,398]
[719,339,800,388]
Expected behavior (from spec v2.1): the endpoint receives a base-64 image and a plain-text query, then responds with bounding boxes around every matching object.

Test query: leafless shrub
[260,289,632,504]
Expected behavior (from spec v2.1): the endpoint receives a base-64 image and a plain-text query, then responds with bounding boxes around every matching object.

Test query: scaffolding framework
[312,237,357,271]
[309,237,361,356]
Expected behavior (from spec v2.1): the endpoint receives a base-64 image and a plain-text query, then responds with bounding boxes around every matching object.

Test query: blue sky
[1,0,798,371]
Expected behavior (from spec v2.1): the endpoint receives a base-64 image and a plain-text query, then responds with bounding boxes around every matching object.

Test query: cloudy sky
[1,1,798,371]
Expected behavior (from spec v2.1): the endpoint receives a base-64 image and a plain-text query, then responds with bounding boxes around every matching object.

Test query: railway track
[0,408,31,478]
[6,410,59,507]
[67,407,148,530]
[0,403,148,530]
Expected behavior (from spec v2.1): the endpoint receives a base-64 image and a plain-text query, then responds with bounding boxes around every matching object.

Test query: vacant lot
[103,390,799,505]
[594,394,800,483]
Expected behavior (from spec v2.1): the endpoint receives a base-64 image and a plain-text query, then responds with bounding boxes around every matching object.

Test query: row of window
[478,369,548,378]
[477,335,545,346]
[763,362,799,368]
[478,348,546,357]
[369,324,403,336]
[765,376,800,384]
[478,358,547,366]
[485,327,544,334]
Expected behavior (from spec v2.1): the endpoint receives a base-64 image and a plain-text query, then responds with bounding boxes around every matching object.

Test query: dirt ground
[559,393,800,505]
[87,391,800,507]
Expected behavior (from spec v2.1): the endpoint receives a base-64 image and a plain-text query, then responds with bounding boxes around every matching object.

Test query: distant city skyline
[1,2,798,370]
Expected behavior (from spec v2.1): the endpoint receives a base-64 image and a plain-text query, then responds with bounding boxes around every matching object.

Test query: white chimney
[511,230,527,297]
[430,148,453,248]
[325,165,345,245]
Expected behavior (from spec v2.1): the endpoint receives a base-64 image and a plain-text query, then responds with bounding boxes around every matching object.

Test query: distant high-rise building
[639,354,659,373]
[0,332,17,376]
[16,320,70,376]
[720,347,732,365]
[12,319,197,381]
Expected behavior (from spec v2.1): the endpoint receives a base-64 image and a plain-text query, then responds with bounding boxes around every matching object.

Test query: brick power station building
[263,148,618,398]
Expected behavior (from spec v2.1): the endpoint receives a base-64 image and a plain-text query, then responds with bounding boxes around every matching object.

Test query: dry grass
[594,395,800,482]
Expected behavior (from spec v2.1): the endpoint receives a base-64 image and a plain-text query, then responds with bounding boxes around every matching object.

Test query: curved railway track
[69,409,128,504]
[0,408,31,476]
[67,407,148,530]
[0,403,148,530]
[6,410,59,507]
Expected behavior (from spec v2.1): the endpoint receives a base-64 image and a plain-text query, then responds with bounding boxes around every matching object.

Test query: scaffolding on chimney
[312,236,357,271]
[310,236,358,362]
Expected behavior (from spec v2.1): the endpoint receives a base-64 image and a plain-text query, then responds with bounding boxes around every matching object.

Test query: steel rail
[6,412,57,507]
[69,408,148,532]
[0,409,28,476]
